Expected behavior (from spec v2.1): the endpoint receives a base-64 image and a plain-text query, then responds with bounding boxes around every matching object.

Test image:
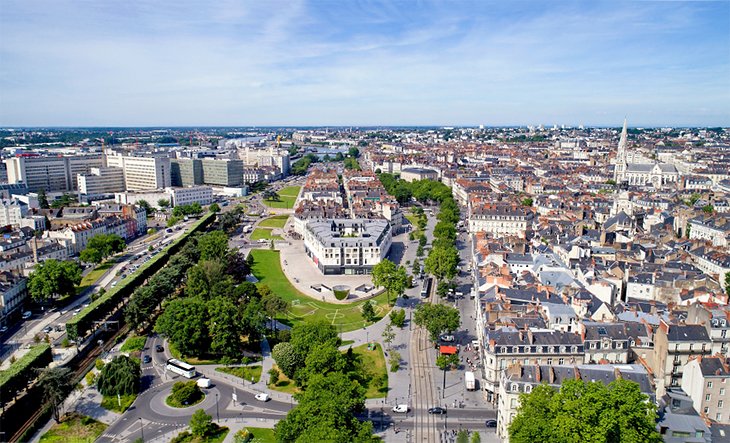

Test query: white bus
[166,358,196,378]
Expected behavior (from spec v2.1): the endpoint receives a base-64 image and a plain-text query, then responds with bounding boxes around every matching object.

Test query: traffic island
[165,381,205,408]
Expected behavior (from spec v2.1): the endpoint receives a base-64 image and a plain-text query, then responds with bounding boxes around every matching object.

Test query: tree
[471,432,481,443]
[37,189,50,209]
[208,297,244,358]
[157,199,170,208]
[389,309,406,328]
[209,202,221,213]
[83,234,125,263]
[80,247,103,264]
[382,323,395,350]
[190,409,214,437]
[509,379,662,443]
[155,297,210,357]
[219,212,239,234]
[348,147,360,158]
[725,272,730,297]
[290,320,341,362]
[413,303,460,342]
[425,245,459,282]
[36,367,73,422]
[371,259,409,306]
[275,372,375,443]
[521,198,533,207]
[198,231,229,261]
[137,199,153,215]
[272,342,301,379]
[361,300,376,322]
[27,259,82,303]
[297,343,348,387]
[388,351,401,372]
[97,355,141,396]
[261,288,288,332]
[457,430,469,443]
[436,354,459,370]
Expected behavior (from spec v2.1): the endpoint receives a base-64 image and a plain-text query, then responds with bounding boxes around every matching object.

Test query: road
[0,219,197,363]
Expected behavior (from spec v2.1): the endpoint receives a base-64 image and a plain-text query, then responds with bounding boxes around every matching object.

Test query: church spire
[614,117,628,183]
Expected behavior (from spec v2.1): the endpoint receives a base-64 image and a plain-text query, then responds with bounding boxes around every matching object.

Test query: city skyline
[1,0,729,127]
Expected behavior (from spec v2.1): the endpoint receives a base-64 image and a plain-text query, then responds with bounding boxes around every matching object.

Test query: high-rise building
[77,167,125,198]
[171,158,204,187]
[200,158,243,187]
[106,153,171,191]
[4,154,104,192]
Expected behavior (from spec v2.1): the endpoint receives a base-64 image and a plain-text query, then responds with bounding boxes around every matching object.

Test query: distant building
[303,219,392,275]
[4,154,104,192]
[613,119,680,188]
[200,159,244,187]
[171,158,204,187]
[106,153,171,191]
[681,356,730,423]
[77,166,125,199]
[400,167,438,182]
[0,271,27,327]
[167,186,213,207]
[469,204,533,238]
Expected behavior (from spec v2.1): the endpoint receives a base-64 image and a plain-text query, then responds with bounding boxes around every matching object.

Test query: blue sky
[0,0,728,127]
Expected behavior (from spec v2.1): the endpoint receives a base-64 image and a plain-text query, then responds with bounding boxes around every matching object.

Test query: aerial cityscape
[1,2,729,443]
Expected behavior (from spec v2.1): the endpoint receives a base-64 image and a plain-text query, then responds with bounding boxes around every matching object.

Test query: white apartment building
[303,219,392,275]
[78,167,126,198]
[5,154,104,192]
[106,153,171,191]
[167,186,213,207]
[468,204,532,238]
[0,200,28,226]
[688,216,729,248]
[0,271,27,326]
[681,356,730,424]
[689,248,730,293]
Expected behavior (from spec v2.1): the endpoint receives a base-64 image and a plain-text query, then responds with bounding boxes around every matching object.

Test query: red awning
[439,345,458,355]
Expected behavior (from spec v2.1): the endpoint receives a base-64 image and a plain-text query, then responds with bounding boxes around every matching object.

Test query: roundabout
[149,383,220,417]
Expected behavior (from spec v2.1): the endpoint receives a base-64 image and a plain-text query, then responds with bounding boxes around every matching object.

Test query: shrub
[234,429,253,443]
[269,368,280,385]
[170,381,202,406]
[97,355,140,396]
[95,359,105,370]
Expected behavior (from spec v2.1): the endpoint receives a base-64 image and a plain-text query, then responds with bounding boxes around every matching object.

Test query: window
[525,385,532,393]
[719,400,724,408]
[547,358,553,365]
[558,358,564,365]
[708,381,713,388]
[717,413,722,421]
[704,407,709,414]
[511,383,518,392]
[696,431,704,438]
[510,398,517,408]
[706,394,711,401]
[720,388,725,396]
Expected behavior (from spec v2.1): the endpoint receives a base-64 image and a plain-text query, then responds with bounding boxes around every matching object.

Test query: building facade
[5,154,104,192]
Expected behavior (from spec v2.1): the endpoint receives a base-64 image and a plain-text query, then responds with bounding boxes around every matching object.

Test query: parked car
[42,326,53,334]
[255,393,270,402]
[142,355,152,364]
[0,326,8,334]
[22,311,32,319]
[439,334,455,342]
[155,345,164,352]
[485,419,497,428]
[428,407,447,415]
[392,404,409,413]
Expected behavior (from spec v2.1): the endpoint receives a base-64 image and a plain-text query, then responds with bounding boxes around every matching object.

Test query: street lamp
[215,392,220,422]
[139,417,144,442]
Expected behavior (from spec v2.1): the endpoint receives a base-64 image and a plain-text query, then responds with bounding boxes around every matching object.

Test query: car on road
[155,345,164,352]
[392,404,409,413]
[73,308,82,315]
[427,407,447,415]
[485,419,497,428]
[22,311,32,319]
[255,393,270,402]
[42,326,53,334]
[142,355,152,364]
[439,334,455,342]
[0,326,8,334]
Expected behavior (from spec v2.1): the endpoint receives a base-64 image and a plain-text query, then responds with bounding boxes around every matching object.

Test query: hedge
[0,344,52,399]
[66,212,215,341]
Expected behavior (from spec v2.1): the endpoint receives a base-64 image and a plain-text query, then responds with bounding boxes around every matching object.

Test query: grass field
[76,261,115,294]
[170,427,229,443]
[268,364,301,395]
[258,215,289,228]
[262,186,300,209]
[40,413,107,443]
[244,427,276,443]
[216,365,262,383]
[249,249,391,332]
[119,335,146,352]
[353,343,388,399]
[405,213,424,238]
[101,394,136,413]
[250,228,283,241]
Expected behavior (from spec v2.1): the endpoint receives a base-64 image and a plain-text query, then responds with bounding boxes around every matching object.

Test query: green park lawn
[249,249,391,332]
[171,427,229,443]
[76,261,115,294]
[405,212,424,238]
[216,365,262,383]
[250,228,283,241]
[40,413,107,443]
[258,215,290,228]
[268,364,301,395]
[119,335,146,353]
[244,427,276,443]
[352,343,388,399]
[262,186,300,209]
[100,394,136,413]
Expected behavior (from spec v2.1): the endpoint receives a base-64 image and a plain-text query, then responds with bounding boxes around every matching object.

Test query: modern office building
[171,158,204,187]
[303,218,392,275]
[106,153,171,191]
[200,158,244,187]
[167,186,213,207]
[4,154,104,192]
[77,167,126,199]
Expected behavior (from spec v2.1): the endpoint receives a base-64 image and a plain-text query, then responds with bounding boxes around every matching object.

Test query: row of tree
[273,321,376,442]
